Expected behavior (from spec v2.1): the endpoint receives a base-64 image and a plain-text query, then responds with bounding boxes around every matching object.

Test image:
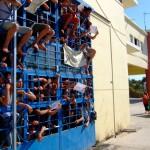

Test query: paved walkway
[92,98,150,150]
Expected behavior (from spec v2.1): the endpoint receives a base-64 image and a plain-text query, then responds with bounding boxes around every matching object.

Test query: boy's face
[86,10,91,17]
[6,74,11,83]
[17,79,23,88]
[65,80,69,84]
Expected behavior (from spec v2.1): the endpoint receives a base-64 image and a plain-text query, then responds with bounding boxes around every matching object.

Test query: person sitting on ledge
[31,23,55,51]
[26,0,55,51]
[59,0,81,38]
[0,0,32,56]
[78,43,96,75]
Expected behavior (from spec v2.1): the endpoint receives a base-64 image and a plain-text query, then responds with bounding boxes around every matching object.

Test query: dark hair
[85,7,92,12]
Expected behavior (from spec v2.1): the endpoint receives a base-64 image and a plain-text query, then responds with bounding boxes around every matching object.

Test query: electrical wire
[95,0,126,47]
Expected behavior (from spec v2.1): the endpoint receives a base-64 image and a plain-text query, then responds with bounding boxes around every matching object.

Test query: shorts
[59,15,78,27]
[31,23,48,33]
[2,21,32,34]
[69,17,78,24]
[60,14,70,20]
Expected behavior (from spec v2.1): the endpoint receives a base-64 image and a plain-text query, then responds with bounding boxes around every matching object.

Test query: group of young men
[0,72,95,148]
[0,0,99,73]
[0,0,97,148]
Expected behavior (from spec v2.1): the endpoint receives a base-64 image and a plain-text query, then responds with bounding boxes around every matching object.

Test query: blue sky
[128,74,145,80]
[125,0,150,30]
[125,0,149,80]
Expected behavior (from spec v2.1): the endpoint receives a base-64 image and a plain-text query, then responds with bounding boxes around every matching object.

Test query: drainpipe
[109,25,116,137]
[12,6,17,150]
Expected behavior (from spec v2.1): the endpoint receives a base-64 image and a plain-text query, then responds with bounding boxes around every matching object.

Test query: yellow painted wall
[128,53,147,69]
[83,0,130,141]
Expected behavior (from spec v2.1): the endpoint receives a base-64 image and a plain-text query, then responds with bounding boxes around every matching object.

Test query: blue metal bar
[12,5,17,150]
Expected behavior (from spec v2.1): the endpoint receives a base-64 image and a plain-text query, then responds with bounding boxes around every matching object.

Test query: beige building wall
[84,0,130,141]
[125,16,148,75]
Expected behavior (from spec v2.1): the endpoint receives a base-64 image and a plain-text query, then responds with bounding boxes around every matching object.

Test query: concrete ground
[91,98,150,150]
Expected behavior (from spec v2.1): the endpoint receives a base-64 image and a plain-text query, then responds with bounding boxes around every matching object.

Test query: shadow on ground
[132,114,150,118]
[134,115,150,118]
[131,113,144,116]
[91,144,114,150]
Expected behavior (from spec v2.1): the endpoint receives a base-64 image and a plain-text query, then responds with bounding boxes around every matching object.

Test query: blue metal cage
[0,0,96,149]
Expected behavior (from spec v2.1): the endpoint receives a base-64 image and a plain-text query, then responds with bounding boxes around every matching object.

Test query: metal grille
[0,0,95,149]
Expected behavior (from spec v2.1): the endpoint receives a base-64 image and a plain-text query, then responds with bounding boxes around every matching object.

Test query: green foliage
[129,87,143,98]
[129,78,145,98]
